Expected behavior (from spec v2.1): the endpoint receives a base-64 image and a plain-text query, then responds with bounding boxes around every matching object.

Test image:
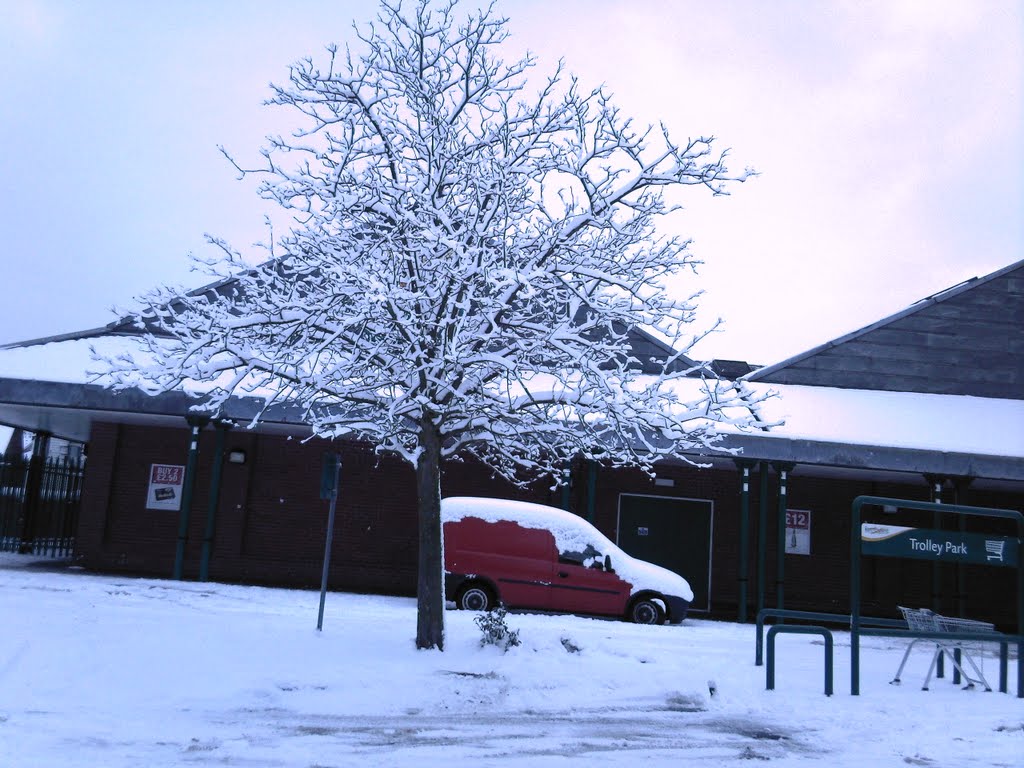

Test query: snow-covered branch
[96,0,762,648]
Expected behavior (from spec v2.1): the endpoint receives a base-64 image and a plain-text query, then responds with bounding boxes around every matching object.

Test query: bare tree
[102,0,762,650]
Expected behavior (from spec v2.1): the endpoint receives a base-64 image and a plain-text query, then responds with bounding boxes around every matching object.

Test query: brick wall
[76,421,1023,627]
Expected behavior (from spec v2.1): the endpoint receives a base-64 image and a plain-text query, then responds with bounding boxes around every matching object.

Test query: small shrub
[474,607,521,651]
[560,637,581,654]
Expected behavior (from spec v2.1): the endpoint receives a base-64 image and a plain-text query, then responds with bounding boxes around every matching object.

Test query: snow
[742,383,1024,458]
[1,553,1020,767]
[443,496,694,602]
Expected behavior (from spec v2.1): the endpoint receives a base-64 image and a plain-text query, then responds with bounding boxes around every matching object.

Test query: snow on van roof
[441,496,693,603]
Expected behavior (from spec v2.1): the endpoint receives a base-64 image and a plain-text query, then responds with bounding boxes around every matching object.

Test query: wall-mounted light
[882,504,898,515]
[654,477,674,488]
[228,450,247,465]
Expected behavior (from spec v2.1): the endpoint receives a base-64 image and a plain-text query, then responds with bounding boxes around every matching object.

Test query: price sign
[146,464,185,510]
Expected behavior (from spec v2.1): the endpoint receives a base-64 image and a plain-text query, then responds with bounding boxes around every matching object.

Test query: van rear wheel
[629,597,665,625]
[457,583,494,612]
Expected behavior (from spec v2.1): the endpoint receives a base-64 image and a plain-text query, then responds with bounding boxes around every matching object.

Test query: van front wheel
[457,583,494,612]
[629,597,665,625]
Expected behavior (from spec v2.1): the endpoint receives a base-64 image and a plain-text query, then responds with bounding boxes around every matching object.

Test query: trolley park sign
[861,524,1019,567]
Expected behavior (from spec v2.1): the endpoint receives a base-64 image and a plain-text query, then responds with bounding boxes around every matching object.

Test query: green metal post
[953,478,972,620]
[928,477,943,607]
[766,625,834,696]
[317,453,342,631]
[851,497,863,695]
[774,464,792,614]
[927,476,945,678]
[199,422,228,582]
[952,477,970,686]
[173,417,207,581]
[756,463,768,617]
[737,461,752,623]
[1018,532,1024,699]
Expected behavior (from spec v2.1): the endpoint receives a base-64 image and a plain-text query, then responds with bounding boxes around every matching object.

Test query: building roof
[1,260,1022,484]
[1,267,706,377]
[745,258,1024,399]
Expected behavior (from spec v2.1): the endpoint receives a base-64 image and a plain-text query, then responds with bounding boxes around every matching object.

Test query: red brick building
[1,260,1022,627]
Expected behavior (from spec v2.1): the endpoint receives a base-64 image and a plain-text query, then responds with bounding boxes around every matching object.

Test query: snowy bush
[475,608,521,652]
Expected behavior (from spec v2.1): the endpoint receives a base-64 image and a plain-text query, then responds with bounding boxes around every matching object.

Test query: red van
[442,497,693,624]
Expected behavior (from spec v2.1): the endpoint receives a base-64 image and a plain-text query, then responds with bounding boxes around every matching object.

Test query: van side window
[558,543,603,568]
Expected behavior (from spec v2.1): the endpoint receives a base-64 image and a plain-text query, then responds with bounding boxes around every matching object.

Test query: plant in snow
[99,0,763,651]
[475,607,521,651]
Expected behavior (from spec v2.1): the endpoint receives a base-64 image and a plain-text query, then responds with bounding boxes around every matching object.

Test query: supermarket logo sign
[861,524,1018,567]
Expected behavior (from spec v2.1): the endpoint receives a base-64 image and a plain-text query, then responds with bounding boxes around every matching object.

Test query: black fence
[0,455,84,558]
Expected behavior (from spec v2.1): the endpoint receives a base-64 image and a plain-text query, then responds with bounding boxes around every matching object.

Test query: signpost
[849,496,1023,698]
[317,453,342,632]
[861,524,1018,567]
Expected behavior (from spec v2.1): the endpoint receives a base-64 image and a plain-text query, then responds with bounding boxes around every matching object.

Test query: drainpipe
[925,475,944,613]
[735,459,754,622]
[925,474,945,678]
[774,463,795,614]
[199,421,230,582]
[756,463,768,617]
[951,477,973,619]
[173,415,208,580]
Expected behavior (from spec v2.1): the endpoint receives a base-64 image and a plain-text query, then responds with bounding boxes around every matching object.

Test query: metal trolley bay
[891,606,995,691]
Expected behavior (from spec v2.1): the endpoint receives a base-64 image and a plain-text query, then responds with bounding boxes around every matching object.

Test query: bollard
[766,624,834,696]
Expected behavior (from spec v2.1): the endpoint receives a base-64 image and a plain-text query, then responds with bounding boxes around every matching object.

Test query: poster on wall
[146,464,185,511]
[785,509,811,555]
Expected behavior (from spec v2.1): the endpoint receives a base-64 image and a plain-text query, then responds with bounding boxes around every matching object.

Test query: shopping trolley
[890,607,994,691]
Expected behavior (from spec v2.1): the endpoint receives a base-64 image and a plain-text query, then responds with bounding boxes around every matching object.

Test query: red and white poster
[785,509,811,555]
[146,464,185,510]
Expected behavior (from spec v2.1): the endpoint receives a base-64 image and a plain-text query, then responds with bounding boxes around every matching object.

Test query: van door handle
[558,571,569,578]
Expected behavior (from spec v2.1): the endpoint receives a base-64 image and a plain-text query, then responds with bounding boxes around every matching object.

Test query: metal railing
[0,455,84,557]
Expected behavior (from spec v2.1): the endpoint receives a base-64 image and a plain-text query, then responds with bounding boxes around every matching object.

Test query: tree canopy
[102,0,763,649]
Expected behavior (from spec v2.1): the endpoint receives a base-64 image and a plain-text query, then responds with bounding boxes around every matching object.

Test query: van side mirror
[604,554,613,573]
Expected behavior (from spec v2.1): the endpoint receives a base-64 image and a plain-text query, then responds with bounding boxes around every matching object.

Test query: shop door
[617,494,713,613]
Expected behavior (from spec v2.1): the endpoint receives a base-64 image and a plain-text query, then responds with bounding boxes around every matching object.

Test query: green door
[617,494,713,613]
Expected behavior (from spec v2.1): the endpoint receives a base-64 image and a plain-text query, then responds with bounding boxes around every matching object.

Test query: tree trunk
[415,419,445,650]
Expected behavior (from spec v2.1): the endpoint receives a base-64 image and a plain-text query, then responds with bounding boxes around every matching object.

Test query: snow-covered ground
[1,553,1020,767]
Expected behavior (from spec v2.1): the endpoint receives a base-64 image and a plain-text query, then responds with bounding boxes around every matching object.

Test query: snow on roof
[735,383,1024,459]
[1,336,1020,461]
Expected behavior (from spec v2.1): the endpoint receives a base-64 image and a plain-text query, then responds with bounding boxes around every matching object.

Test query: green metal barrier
[755,608,904,667]
[765,624,834,696]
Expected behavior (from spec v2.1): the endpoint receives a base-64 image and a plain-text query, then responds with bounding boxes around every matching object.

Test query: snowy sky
[0,0,1020,365]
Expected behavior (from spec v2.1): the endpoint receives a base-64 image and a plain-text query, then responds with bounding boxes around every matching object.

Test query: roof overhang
[2,377,1022,488]
[706,433,1024,485]
[0,378,311,442]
